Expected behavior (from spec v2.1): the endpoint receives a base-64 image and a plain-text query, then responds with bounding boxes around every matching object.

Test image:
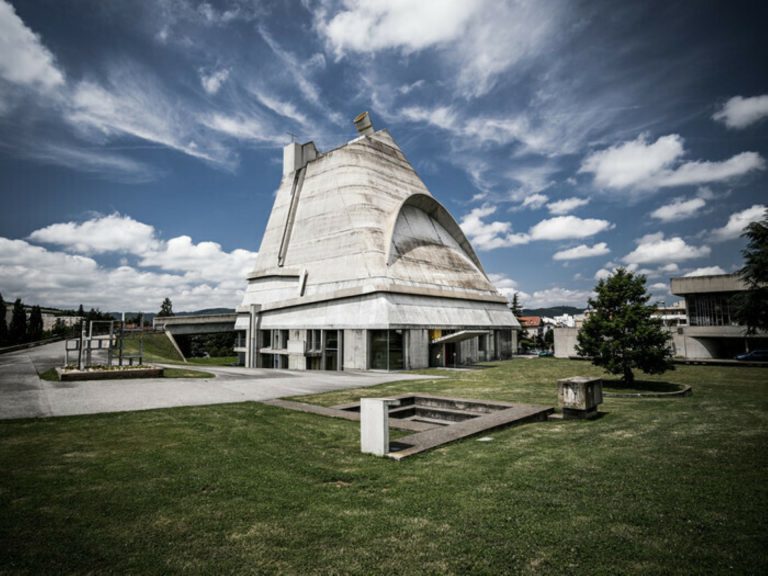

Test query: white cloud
[713,95,768,129]
[68,71,234,166]
[580,133,764,192]
[317,0,563,98]
[594,268,613,281]
[487,272,529,303]
[709,204,766,242]
[29,214,159,255]
[684,266,726,277]
[529,216,613,241]
[460,208,612,251]
[580,133,683,189]
[547,197,589,215]
[521,193,549,210]
[622,232,710,265]
[459,205,529,251]
[522,287,593,309]
[4,214,259,311]
[200,67,230,95]
[0,0,65,91]
[552,242,610,261]
[650,197,706,222]
[202,112,281,143]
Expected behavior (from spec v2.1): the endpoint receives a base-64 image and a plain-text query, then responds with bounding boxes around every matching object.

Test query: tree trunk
[623,364,634,386]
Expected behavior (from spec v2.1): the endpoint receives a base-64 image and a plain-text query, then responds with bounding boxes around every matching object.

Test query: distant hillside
[520,306,585,317]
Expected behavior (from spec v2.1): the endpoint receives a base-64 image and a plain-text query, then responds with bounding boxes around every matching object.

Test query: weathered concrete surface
[670,273,746,295]
[0,342,433,420]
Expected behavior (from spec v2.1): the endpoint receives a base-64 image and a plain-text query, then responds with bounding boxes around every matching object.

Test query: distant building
[652,300,687,328]
[518,316,544,340]
[670,273,765,359]
[235,114,519,370]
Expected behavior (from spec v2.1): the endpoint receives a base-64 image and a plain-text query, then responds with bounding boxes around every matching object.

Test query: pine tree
[576,268,673,385]
[158,298,174,317]
[510,292,522,317]
[0,293,7,346]
[734,208,768,334]
[9,299,27,345]
[28,306,44,342]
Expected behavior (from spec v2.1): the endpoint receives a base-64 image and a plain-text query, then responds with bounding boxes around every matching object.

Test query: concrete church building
[234,113,519,370]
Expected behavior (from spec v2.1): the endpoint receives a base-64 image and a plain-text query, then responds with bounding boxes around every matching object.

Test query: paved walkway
[0,342,432,420]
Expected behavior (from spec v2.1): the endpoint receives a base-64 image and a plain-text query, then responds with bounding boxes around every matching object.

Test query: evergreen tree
[0,292,7,346]
[510,292,523,317]
[576,269,673,385]
[9,299,27,344]
[28,306,44,341]
[158,298,174,317]
[77,304,85,317]
[734,208,768,334]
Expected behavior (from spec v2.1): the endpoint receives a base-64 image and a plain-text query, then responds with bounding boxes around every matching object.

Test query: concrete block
[557,376,603,419]
[360,398,400,456]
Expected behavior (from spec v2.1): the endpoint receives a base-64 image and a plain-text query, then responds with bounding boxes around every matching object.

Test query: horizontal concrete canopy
[431,330,490,345]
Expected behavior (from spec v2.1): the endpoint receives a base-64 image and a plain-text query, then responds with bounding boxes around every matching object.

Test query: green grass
[38,368,59,382]
[1,359,766,575]
[163,367,214,379]
[121,332,184,363]
[186,356,238,366]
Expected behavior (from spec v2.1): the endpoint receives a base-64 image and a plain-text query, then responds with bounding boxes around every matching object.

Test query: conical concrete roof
[240,128,516,328]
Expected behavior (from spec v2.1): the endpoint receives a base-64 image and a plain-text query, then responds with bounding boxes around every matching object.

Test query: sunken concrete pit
[264,393,554,460]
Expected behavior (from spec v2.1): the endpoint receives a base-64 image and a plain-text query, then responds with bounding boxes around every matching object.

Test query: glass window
[368,330,404,370]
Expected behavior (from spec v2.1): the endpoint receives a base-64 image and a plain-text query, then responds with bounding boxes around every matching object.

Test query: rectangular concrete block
[360,398,400,456]
[557,376,603,418]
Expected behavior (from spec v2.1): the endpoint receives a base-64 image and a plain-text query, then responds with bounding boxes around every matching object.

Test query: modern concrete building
[234,114,519,370]
[670,273,766,358]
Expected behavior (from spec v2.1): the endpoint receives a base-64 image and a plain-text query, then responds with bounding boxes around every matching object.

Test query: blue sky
[0,0,766,312]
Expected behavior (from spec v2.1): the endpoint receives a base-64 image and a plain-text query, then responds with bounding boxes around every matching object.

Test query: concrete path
[0,342,432,420]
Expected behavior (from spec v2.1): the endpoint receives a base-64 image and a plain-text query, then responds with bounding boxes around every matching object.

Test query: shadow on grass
[602,379,685,393]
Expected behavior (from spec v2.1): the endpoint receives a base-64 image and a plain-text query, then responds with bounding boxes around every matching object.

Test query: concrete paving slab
[0,342,433,420]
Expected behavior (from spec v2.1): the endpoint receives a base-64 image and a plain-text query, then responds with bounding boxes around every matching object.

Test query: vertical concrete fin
[164,330,187,363]
[278,166,306,267]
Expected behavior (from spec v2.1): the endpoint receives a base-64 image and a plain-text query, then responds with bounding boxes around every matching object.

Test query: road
[0,341,431,420]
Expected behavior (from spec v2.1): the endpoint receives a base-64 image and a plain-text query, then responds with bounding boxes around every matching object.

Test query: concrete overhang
[670,274,746,295]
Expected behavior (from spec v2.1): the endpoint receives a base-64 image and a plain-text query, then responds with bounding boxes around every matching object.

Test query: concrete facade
[670,273,765,359]
[236,117,519,371]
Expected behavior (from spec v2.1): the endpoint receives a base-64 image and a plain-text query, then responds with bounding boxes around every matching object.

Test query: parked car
[538,350,554,357]
[735,349,768,361]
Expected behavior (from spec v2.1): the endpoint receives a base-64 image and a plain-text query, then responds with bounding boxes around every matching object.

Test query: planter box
[55,367,164,381]
[557,376,603,419]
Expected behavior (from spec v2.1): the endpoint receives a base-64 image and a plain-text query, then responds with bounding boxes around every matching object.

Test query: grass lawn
[1,359,766,575]
[121,332,184,363]
[187,356,239,366]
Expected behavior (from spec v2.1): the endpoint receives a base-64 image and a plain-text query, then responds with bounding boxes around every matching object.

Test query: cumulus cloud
[29,214,159,254]
[547,197,589,215]
[0,0,65,91]
[713,95,768,129]
[622,232,710,265]
[684,266,726,277]
[650,197,706,222]
[459,205,529,251]
[529,216,613,241]
[460,207,612,251]
[552,242,610,261]
[4,215,258,311]
[199,67,230,95]
[488,272,529,303]
[522,287,594,309]
[709,204,766,242]
[580,133,764,192]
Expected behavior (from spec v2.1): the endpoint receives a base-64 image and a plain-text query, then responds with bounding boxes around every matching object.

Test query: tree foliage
[734,209,768,334]
[28,306,44,342]
[0,293,7,346]
[158,298,174,318]
[9,299,27,345]
[576,269,673,384]
[510,293,522,317]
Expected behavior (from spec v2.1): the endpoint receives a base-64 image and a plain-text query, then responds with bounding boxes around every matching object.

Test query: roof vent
[353,111,374,136]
